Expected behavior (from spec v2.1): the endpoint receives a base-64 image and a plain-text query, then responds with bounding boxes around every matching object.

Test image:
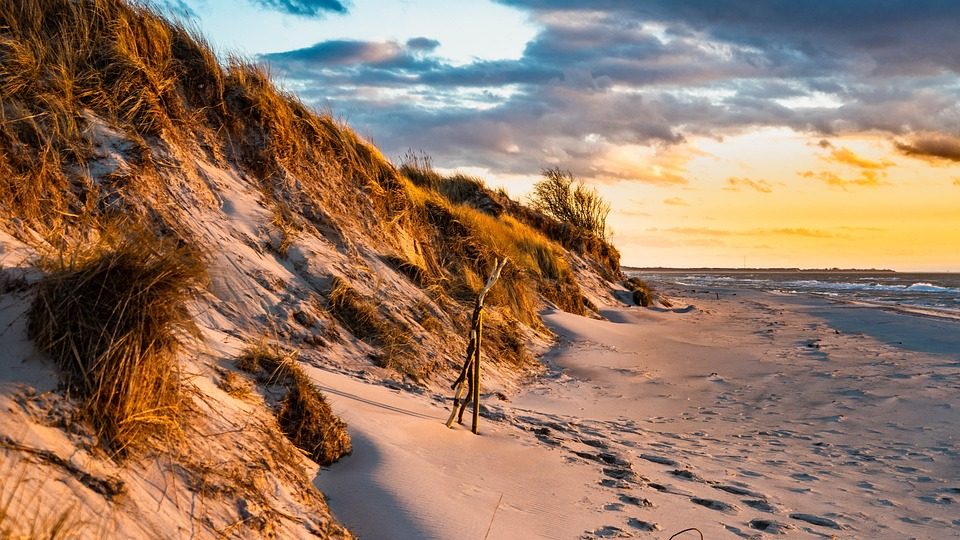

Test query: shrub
[27,228,205,456]
[530,167,610,240]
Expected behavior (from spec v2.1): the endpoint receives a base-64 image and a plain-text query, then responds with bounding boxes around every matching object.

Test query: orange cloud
[657,227,836,238]
[725,176,773,193]
[953,177,960,187]
[762,227,835,238]
[658,227,731,236]
[663,197,688,206]
[801,169,883,188]
[828,147,892,170]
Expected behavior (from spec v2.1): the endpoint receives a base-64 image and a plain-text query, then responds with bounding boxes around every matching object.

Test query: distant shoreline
[623,266,900,273]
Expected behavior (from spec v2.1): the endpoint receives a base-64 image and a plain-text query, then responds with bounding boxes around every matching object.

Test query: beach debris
[446,257,509,434]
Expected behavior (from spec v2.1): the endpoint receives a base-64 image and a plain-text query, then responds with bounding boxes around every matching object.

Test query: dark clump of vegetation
[530,167,611,241]
[27,227,205,456]
[382,254,430,288]
[624,277,654,307]
[236,342,351,466]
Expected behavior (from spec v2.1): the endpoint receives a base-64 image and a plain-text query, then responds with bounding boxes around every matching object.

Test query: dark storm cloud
[895,134,960,163]
[261,0,960,180]
[250,0,347,17]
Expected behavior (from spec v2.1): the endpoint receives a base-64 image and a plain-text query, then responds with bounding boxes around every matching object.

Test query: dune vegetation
[0,0,622,536]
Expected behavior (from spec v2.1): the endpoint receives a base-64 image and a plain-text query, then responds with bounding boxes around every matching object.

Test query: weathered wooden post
[445,257,508,434]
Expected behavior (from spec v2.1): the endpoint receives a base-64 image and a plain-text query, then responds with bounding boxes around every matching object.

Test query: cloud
[249,0,348,16]
[826,147,892,170]
[663,197,688,206]
[801,169,883,188]
[763,228,835,238]
[954,178,960,187]
[656,226,836,238]
[725,176,772,193]
[895,133,960,163]
[406,37,440,52]
[660,227,731,236]
[259,1,960,181]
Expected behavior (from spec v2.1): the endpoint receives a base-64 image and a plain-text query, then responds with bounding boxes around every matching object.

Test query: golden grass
[0,467,81,540]
[0,0,620,387]
[27,226,205,456]
[235,341,351,466]
[326,276,417,373]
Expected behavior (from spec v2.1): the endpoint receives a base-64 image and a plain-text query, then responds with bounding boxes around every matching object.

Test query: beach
[314,281,960,539]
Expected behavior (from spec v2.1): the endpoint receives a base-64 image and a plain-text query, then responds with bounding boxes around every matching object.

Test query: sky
[164,0,960,271]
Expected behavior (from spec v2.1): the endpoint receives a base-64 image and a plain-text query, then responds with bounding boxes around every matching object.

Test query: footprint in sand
[742,499,781,513]
[618,494,653,507]
[626,518,660,532]
[748,519,796,534]
[588,525,631,538]
[669,469,705,482]
[690,497,740,514]
[639,453,677,466]
[712,484,766,499]
[789,513,842,529]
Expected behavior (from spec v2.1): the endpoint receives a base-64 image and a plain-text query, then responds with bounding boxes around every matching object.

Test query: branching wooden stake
[445,257,508,434]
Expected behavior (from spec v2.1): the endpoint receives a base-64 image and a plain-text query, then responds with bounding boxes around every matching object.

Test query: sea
[629,270,960,315]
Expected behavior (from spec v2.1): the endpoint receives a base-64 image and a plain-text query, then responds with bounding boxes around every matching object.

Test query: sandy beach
[314,282,960,539]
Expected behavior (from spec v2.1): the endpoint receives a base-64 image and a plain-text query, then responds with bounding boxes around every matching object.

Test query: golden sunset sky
[166,0,960,271]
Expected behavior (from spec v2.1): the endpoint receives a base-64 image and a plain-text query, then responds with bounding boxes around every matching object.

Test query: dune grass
[624,277,654,307]
[27,226,205,456]
[235,341,351,466]
[326,276,417,373]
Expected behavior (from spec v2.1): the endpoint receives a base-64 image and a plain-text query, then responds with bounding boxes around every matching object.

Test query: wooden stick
[444,374,470,427]
[471,311,483,434]
[445,257,509,431]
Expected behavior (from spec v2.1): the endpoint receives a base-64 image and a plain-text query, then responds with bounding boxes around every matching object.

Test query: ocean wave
[905,282,958,293]
[784,280,959,294]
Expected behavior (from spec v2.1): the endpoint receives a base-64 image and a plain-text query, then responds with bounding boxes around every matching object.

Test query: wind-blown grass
[27,227,205,456]
[236,341,351,466]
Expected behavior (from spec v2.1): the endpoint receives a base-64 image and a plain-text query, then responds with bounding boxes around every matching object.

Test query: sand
[315,282,960,539]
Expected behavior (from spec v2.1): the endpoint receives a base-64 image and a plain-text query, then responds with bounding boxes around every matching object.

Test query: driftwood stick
[458,366,473,424]
[445,257,509,431]
[471,311,483,434]
[451,327,478,389]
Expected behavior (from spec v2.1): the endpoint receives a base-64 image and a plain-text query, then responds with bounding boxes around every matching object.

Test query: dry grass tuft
[235,341,351,466]
[326,276,415,373]
[27,227,205,456]
[624,277,654,307]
